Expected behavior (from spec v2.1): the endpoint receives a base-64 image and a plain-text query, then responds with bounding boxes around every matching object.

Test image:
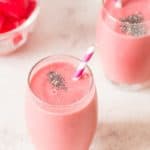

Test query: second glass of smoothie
[96,0,150,89]
[26,55,98,150]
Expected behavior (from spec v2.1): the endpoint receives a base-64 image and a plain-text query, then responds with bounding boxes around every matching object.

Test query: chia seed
[48,71,67,91]
[120,12,147,37]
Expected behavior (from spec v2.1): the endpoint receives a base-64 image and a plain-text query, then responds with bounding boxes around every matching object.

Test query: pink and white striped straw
[73,46,95,80]
[115,0,122,8]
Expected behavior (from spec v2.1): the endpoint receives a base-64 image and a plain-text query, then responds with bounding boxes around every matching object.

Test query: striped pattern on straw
[73,46,95,80]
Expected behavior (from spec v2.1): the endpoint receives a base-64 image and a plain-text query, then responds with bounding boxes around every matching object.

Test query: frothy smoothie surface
[30,62,92,105]
[105,0,150,20]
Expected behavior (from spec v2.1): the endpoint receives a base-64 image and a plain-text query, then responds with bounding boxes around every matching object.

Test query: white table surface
[1,0,150,150]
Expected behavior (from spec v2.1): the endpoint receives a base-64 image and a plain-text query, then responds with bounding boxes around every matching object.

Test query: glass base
[108,79,150,91]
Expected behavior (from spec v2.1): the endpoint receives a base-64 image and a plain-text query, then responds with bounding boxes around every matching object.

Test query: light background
[0,0,150,149]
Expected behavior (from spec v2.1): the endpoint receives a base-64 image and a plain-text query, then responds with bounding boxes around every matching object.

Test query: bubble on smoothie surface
[120,12,147,36]
[48,71,67,91]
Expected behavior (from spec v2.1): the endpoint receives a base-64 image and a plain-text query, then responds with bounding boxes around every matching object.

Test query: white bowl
[0,1,40,55]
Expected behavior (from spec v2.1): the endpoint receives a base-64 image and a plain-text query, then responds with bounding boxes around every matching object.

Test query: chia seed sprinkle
[120,12,147,36]
[48,71,67,90]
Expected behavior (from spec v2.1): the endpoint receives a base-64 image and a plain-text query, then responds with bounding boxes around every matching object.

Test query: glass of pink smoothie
[26,55,98,150]
[96,0,150,90]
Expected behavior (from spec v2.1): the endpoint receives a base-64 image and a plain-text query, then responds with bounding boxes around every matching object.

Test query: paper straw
[73,46,95,80]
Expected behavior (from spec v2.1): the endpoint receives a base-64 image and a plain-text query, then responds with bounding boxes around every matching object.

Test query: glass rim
[102,0,150,25]
[27,55,95,114]
[0,0,40,40]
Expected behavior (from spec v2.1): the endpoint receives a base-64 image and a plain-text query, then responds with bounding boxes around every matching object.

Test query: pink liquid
[26,58,97,150]
[96,0,150,84]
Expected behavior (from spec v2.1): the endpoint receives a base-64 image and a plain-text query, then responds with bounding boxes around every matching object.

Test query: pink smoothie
[96,0,150,84]
[26,57,97,150]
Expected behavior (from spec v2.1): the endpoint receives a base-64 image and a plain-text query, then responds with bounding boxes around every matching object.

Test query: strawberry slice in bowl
[0,0,40,55]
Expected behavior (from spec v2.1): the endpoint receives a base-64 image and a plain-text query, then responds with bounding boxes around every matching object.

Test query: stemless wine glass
[96,0,150,90]
[26,55,98,150]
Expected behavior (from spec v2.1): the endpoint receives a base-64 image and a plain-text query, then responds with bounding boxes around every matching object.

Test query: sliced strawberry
[0,13,5,32]
[0,16,19,33]
[0,0,37,33]
[0,0,29,19]
[26,0,36,18]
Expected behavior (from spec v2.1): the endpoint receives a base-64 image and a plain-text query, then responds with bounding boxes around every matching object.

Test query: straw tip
[88,46,95,52]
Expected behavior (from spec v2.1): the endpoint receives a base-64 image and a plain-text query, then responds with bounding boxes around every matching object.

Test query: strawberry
[0,0,29,19]
[0,13,5,32]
